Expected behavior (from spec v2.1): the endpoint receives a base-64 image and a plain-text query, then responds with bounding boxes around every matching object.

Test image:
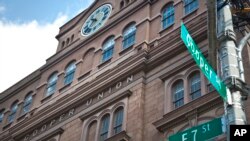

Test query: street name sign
[180,23,230,103]
[169,117,224,141]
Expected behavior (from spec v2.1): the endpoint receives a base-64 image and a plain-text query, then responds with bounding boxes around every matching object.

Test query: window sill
[78,70,91,81]
[159,23,174,35]
[105,131,130,141]
[182,8,198,21]
[153,91,222,132]
[3,122,12,130]
[41,94,53,103]
[59,83,71,93]
[119,45,133,56]
[98,57,112,69]
[17,113,27,121]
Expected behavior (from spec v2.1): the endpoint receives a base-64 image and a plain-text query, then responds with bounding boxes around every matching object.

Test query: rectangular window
[8,112,16,123]
[190,81,201,100]
[46,82,56,96]
[100,115,110,141]
[173,90,184,108]
[23,103,31,114]
[184,0,198,15]
[123,31,136,49]
[0,113,3,123]
[162,5,174,29]
[102,46,114,62]
[113,109,123,134]
[64,70,75,85]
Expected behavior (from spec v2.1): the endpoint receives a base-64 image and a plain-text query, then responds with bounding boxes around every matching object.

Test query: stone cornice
[153,91,223,132]
[79,90,132,120]
[38,128,64,141]
[7,51,147,138]
[105,130,130,141]
[0,69,41,103]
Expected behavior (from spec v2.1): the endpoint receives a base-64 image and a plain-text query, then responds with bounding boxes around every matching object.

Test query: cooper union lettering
[1,1,250,141]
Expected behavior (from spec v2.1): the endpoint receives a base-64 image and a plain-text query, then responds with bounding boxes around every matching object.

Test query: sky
[0,0,94,93]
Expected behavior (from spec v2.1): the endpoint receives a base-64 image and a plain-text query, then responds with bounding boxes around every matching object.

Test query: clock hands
[90,17,98,27]
[82,4,112,36]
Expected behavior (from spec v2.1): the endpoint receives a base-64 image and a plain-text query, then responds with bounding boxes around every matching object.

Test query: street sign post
[169,117,224,141]
[180,23,231,104]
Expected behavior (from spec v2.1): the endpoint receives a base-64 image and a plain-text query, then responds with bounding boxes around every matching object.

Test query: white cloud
[0,15,68,93]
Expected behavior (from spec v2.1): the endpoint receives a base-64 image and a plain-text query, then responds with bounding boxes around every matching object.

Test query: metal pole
[217,0,247,140]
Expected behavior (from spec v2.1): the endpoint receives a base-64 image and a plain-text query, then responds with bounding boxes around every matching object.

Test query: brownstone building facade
[1,0,250,141]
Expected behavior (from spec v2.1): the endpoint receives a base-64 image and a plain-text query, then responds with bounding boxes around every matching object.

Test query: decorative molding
[36,82,47,90]
[78,70,91,82]
[58,83,71,93]
[97,58,112,69]
[38,127,64,141]
[119,46,134,56]
[105,131,130,141]
[40,94,53,104]
[79,90,132,120]
[153,91,223,132]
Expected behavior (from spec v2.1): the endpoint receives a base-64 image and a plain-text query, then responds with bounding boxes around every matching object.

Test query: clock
[81,4,112,36]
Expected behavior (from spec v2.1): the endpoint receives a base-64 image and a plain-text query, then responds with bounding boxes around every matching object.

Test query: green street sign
[180,23,228,102]
[169,117,224,141]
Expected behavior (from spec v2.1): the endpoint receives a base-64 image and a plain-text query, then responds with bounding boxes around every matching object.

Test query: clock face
[81,4,112,36]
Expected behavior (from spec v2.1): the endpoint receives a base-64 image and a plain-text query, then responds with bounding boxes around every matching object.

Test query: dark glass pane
[190,73,201,100]
[113,108,124,134]
[0,112,3,122]
[173,81,184,108]
[100,115,110,141]
[162,4,174,29]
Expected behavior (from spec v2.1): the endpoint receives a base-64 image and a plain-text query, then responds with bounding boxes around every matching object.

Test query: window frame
[184,0,198,15]
[8,102,18,123]
[113,107,124,134]
[102,36,115,62]
[189,72,201,100]
[0,109,4,123]
[23,93,33,114]
[172,80,184,109]
[162,3,175,29]
[99,114,110,141]
[64,62,76,85]
[46,72,58,96]
[122,23,136,49]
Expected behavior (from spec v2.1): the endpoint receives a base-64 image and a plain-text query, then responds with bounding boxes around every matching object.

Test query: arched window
[46,72,58,96]
[8,101,18,123]
[61,41,65,48]
[0,109,4,123]
[64,61,76,85]
[162,3,174,29]
[66,38,70,45]
[113,107,124,134]
[172,80,184,109]
[184,0,198,15]
[120,1,124,9]
[123,23,136,49]
[87,121,97,141]
[23,93,33,114]
[100,114,110,141]
[189,72,201,100]
[71,34,74,42]
[102,36,115,62]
